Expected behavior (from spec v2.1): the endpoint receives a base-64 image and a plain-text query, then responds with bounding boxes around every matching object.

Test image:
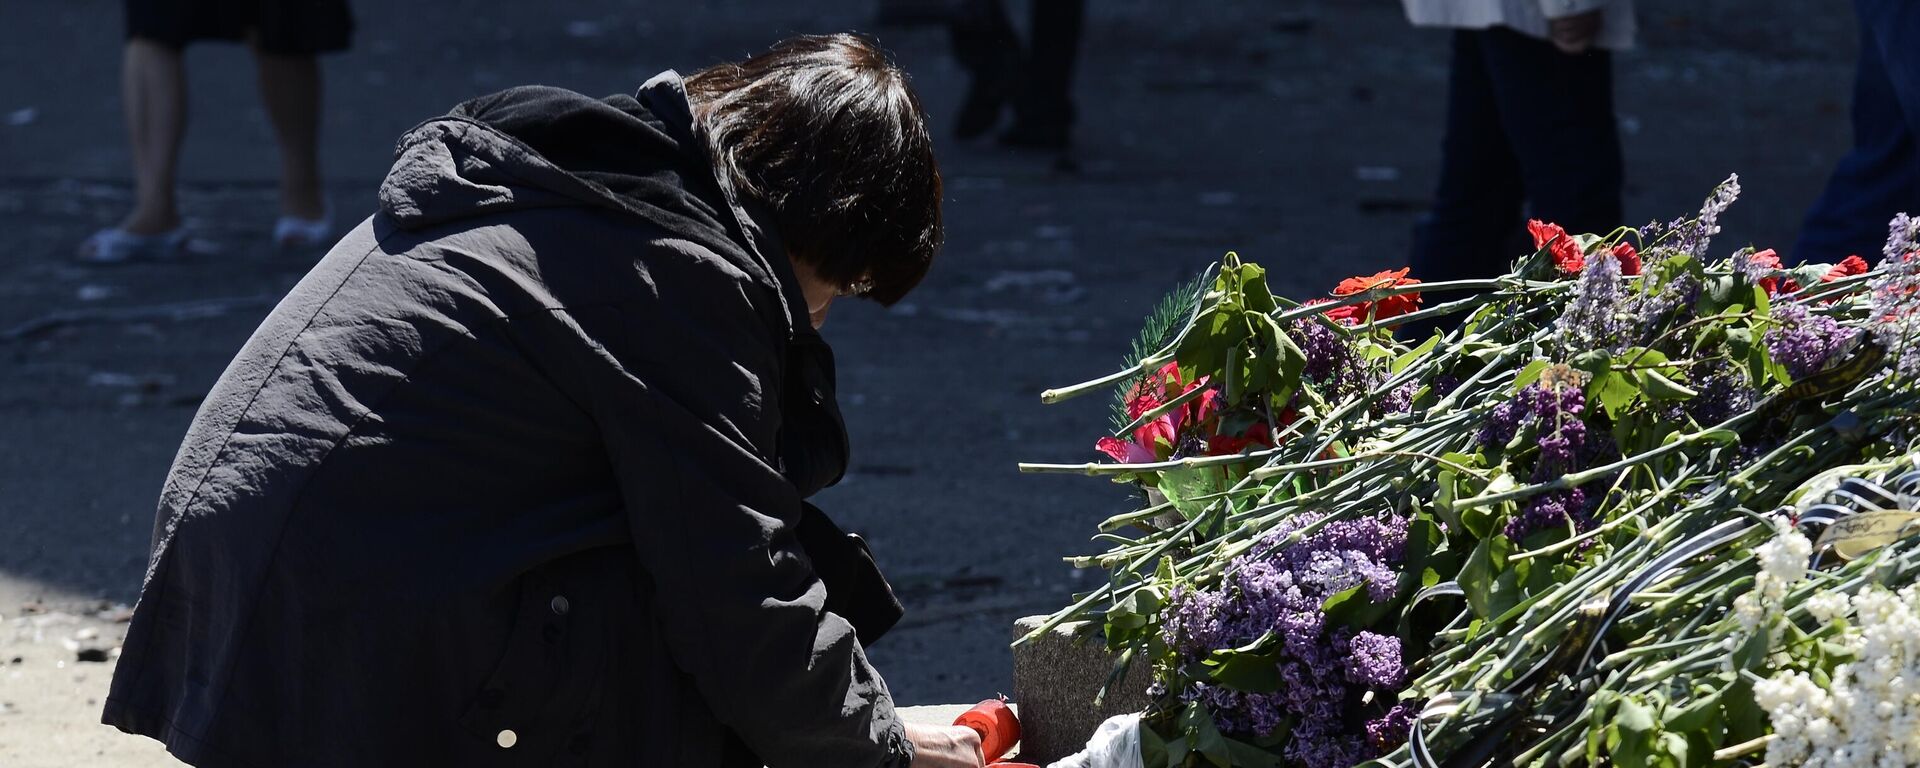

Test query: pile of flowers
[1020,176,1920,767]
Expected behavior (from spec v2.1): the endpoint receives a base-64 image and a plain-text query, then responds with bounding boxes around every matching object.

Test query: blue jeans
[1411,27,1623,284]
[1795,0,1920,263]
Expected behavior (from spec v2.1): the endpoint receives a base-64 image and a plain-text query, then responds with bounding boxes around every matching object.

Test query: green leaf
[1394,334,1442,374]
[1181,701,1233,767]
[1610,696,1659,768]
[1108,586,1163,633]
[1687,428,1739,445]
[1459,472,1510,539]
[1223,737,1283,768]
[1638,368,1698,401]
[1662,688,1723,736]
[1721,679,1769,742]
[1459,535,1512,619]
[1511,359,1550,392]
[1616,696,1656,734]
[1159,467,1225,521]
[1140,721,1172,768]
[1731,628,1771,671]
[1699,275,1739,313]
[1590,370,1641,416]
[1234,263,1279,315]
[1693,322,1728,352]
[1321,582,1394,631]
[1571,349,1613,378]
[1204,651,1282,694]
[1658,732,1691,767]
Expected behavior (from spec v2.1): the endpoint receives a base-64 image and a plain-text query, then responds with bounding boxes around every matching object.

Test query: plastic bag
[1047,713,1144,768]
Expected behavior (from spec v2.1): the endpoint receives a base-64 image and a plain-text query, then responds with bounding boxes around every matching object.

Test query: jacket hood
[378,73,800,329]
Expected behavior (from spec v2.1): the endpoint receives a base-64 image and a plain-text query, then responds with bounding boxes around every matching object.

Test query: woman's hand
[905,722,985,768]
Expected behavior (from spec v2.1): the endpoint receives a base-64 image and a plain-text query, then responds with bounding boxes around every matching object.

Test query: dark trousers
[1795,0,1920,263]
[1411,27,1623,284]
[950,0,1085,130]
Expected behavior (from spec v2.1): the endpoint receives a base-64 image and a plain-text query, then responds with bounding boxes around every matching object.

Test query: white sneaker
[274,210,334,250]
[76,226,188,264]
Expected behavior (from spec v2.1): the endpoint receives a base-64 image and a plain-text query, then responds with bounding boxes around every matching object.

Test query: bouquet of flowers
[1020,176,1920,767]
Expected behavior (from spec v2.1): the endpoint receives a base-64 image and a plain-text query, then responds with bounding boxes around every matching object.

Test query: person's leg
[250,39,327,221]
[1411,30,1527,285]
[1477,27,1623,243]
[119,38,188,235]
[1003,0,1085,149]
[948,0,1020,140]
[1795,0,1920,263]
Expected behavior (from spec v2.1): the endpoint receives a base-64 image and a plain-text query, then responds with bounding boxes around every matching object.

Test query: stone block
[1010,615,1153,763]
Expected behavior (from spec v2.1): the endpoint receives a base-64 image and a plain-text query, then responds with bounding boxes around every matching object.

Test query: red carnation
[1822,254,1870,282]
[1610,241,1642,276]
[1529,220,1585,274]
[1748,249,1797,295]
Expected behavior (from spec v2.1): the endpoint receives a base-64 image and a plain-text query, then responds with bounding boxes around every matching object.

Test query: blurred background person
[77,0,353,263]
[1794,0,1920,264]
[947,0,1085,155]
[1404,0,1635,284]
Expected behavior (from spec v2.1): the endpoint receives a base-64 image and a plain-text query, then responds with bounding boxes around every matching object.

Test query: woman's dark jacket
[101,72,913,768]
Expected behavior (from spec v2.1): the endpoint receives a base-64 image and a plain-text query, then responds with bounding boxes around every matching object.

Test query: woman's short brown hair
[686,34,943,307]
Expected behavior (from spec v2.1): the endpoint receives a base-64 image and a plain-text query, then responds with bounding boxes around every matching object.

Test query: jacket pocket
[457,549,621,764]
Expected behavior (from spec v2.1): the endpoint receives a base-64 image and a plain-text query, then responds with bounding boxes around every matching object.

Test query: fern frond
[1108,269,1211,433]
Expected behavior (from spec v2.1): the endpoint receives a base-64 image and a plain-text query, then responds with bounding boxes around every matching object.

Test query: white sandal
[76,226,188,264]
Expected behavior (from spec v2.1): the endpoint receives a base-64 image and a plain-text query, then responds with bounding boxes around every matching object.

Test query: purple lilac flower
[1296,321,1352,387]
[1341,631,1406,689]
[1523,378,1587,477]
[1884,212,1919,264]
[1505,487,1590,541]
[1871,214,1920,379]
[1293,320,1406,415]
[1365,700,1421,754]
[1687,368,1755,426]
[1732,247,1770,285]
[1379,381,1416,414]
[1765,301,1859,380]
[1478,371,1597,541]
[1476,400,1524,448]
[1556,251,1629,353]
[1625,268,1700,345]
[1160,513,1410,766]
[1679,174,1741,257]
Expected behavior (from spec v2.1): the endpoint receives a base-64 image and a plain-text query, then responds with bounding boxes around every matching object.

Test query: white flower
[1808,716,1838,746]
[1808,590,1854,623]
[1761,585,1920,767]
[1735,592,1766,632]
[1757,523,1813,588]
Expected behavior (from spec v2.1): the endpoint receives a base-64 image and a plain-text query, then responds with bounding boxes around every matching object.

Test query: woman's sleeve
[561,277,913,768]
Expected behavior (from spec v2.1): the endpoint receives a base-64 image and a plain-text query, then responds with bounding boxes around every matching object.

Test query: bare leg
[251,43,326,220]
[120,39,187,235]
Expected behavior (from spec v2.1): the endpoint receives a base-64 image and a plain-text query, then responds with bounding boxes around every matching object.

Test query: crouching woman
[103,34,982,768]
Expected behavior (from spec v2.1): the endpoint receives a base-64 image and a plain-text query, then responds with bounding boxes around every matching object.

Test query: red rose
[1326,268,1422,323]
[1094,435,1155,464]
[1749,249,1791,295]
[1610,242,1642,276]
[1822,254,1870,282]
[1530,219,1585,274]
[1308,298,1362,326]
[1206,421,1274,456]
